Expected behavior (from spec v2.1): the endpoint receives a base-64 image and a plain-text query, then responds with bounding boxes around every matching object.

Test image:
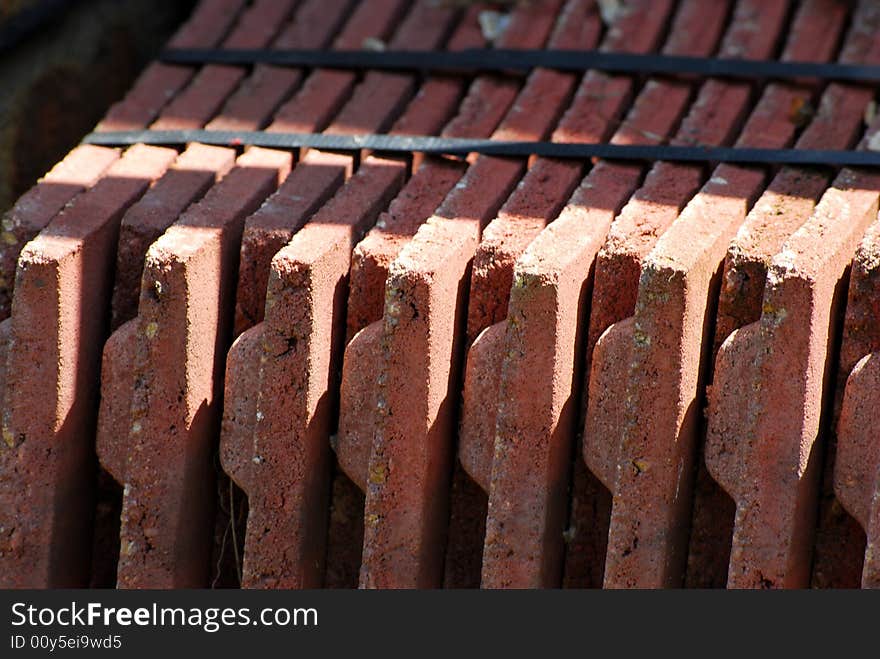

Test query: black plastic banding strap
[159,47,880,83]
[83,130,880,168]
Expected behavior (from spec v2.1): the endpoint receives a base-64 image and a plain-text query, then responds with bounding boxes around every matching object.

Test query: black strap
[159,47,880,83]
[83,130,880,168]
[0,0,78,52]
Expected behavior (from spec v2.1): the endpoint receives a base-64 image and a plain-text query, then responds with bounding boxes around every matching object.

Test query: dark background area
[0,0,197,212]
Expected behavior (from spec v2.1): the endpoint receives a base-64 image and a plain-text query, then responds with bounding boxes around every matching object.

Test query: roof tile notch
[590,0,831,589]
[707,165,880,588]
[328,1,489,588]
[358,0,568,589]
[221,157,405,588]
[333,5,493,497]
[98,147,290,588]
[701,5,880,589]
[835,343,880,587]
[219,0,464,588]
[704,0,880,589]
[0,144,176,587]
[543,0,734,589]
[467,0,684,589]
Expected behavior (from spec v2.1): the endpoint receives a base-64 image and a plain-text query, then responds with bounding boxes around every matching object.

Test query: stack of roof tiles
[2,0,880,589]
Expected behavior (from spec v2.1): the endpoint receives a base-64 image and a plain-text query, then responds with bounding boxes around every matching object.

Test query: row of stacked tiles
[1,0,880,589]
